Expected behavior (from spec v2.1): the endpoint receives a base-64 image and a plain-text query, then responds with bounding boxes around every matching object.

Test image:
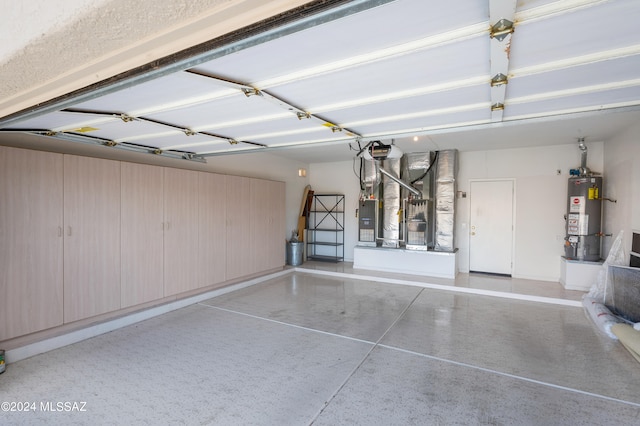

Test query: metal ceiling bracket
[241,88,262,97]
[153,149,163,155]
[491,73,509,86]
[228,139,239,145]
[491,103,505,111]
[103,140,118,147]
[183,129,197,136]
[296,111,311,120]
[119,114,136,123]
[182,153,206,161]
[490,19,514,41]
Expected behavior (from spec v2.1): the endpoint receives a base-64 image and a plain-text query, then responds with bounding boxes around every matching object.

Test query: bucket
[286,241,304,266]
[0,349,5,374]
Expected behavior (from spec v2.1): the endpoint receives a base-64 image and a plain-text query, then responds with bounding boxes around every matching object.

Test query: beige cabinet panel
[163,168,199,296]
[226,175,252,280]
[251,179,286,272]
[199,172,227,288]
[121,163,164,308]
[64,155,121,323]
[0,147,64,340]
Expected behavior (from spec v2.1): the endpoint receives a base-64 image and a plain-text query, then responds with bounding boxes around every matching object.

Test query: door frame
[467,178,517,276]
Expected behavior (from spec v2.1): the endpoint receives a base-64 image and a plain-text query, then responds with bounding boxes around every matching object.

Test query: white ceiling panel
[191,0,488,85]
[6,110,116,131]
[72,72,235,116]
[505,85,640,119]
[510,0,640,69]
[144,92,291,130]
[508,55,640,99]
[353,108,491,136]
[69,117,180,142]
[245,130,354,148]
[199,115,331,140]
[321,84,489,123]
[266,36,489,108]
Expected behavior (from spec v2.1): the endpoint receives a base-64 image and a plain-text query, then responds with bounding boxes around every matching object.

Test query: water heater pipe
[578,138,590,176]
[378,166,422,198]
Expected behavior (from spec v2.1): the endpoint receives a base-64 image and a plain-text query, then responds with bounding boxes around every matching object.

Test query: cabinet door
[163,168,199,296]
[64,155,121,323]
[121,163,164,308]
[0,147,64,340]
[251,179,285,272]
[199,172,226,288]
[226,175,252,280]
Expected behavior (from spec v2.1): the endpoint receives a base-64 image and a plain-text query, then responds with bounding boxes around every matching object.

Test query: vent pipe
[378,167,422,198]
[578,137,590,176]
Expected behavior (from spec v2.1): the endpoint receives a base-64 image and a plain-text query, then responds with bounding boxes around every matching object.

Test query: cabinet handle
[67,226,72,236]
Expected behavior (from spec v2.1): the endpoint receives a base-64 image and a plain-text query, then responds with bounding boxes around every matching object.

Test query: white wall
[309,160,361,261]
[456,142,603,281]
[309,142,605,280]
[603,121,640,259]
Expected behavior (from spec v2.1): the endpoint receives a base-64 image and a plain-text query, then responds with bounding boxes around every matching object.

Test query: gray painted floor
[1,265,639,425]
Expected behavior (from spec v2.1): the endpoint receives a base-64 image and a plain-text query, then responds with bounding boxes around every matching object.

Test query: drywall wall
[310,143,604,280]
[457,142,603,281]
[603,121,640,259]
[309,160,360,262]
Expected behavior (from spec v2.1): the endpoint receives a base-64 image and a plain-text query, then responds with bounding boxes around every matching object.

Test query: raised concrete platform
[353,245,458,279]
[560,257,603,292]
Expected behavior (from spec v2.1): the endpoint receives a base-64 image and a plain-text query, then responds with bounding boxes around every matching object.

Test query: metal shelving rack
[306,193,344,262]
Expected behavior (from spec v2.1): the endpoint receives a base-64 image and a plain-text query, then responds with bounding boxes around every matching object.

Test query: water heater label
[569,196,585,213]
[568,213,580,235]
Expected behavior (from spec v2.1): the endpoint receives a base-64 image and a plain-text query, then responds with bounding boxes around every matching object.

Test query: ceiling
[1,0,640,164]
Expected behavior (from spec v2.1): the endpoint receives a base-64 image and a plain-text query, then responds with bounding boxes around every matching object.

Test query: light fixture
[298,168,307,177]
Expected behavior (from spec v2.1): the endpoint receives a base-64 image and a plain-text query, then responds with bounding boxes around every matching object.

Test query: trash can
[286,241,304,266]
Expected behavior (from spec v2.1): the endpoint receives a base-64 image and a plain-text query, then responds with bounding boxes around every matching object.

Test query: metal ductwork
[434,149,458,252]
[381,158,402,248]
[355,143,458,253]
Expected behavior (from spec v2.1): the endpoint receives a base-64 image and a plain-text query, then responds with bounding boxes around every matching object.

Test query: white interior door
[469,180,514,275]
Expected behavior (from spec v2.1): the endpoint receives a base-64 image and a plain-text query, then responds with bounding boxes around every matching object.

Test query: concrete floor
[1,263,639,425]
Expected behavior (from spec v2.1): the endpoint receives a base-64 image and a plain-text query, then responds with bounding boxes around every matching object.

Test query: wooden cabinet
[251,179,286,272]
[198,172,227,288]
[0,147,64,340]
[0,146,286,342]
[121,163,164,308]
[163,168,199,296]
[63,155,121,323]
[226,175,252,280]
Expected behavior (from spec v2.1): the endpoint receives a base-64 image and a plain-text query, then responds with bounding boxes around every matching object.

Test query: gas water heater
[564,139,603,261]
[564,175,602,261]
